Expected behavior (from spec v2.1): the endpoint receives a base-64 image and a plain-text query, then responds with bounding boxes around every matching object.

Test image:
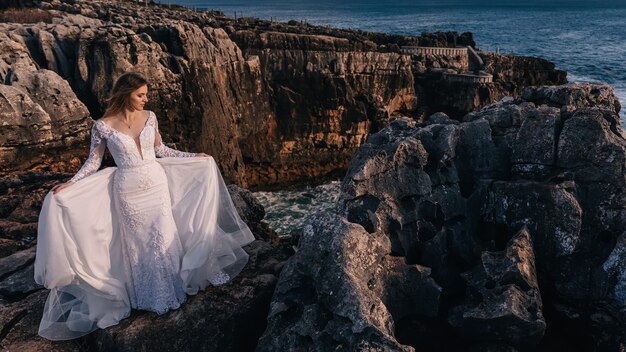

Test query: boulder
[449,226,545,345]
[521,84,621,115]
[0,246,36,279]
[257,212,441,351]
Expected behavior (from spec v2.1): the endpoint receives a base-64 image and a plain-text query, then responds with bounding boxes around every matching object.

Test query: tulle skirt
[34,157,255,340]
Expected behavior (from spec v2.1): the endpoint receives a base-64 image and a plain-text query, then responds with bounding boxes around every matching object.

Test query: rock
[7,67,92,138]
[0,31,93,173]
[0,0,41,9]
[463,99,528,135]
[0,290,77,352]
[93,241,286,352]
[477,180,583,259]
[557,107,626,182]
[425,112,459,125]
[603,232,626,313]
[0,263,43,299]
[449,226,545,345]
[0,238,21,258]
[333,84,625,348]
[0,172,63,256]
[415,53,566,120]
[0,85,51,161]
[227,184,278,241]
[511,105,561,179]
[521,84,621,115]
[0,220,38,240]
[0,246,36,280]
[469,342,519,352]
[232,30,417,187]
[257,212,441,352]
[384,256,442,320]
[227,185,265,224]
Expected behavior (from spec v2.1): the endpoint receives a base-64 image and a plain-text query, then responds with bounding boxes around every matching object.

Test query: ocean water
[252,181,341,236]
[170,0,626,235]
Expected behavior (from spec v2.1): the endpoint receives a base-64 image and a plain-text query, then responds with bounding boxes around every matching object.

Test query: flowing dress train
[34,111,255,340]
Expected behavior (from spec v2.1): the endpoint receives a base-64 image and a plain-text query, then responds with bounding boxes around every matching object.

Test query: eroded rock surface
[259,83,625,351]
[257,212,440,352]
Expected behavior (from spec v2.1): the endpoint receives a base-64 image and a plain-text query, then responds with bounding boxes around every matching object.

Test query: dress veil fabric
[34,112,254,340]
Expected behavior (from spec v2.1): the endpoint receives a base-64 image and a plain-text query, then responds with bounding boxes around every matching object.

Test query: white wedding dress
[34,111,255,340]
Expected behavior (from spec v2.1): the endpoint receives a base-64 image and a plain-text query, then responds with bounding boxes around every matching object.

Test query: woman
[34,72,255,340]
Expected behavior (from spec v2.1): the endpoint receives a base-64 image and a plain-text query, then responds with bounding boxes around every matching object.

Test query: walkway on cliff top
[401,45,493,83]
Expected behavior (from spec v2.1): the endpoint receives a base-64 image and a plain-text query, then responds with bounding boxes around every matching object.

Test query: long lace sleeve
[69,122,106,183]
[153,116,196,158]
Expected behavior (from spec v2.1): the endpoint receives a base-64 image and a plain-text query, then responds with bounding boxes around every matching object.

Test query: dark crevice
[395,315,463,351]
[0,309,27,344]
[73,41,112,118]
[553,112,565,166]
[476,220,510,251]
[0,257,35,281]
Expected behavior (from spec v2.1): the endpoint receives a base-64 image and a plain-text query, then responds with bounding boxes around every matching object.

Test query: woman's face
[129,85,148,111]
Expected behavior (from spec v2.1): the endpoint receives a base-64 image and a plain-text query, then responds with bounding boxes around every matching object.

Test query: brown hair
[102,72,148,118]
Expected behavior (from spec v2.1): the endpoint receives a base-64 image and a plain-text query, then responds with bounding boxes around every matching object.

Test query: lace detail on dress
[118,196,146,232]
[71,112,197,183]
[160,192,171,216]
[209,271,231,286]
[69,122,108,183]
[154,144,196,158]
[153,115,196,158]
[130,226,186,314]
[138,167,153,191]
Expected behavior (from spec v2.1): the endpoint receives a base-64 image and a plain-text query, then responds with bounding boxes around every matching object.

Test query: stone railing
[442,72,493,83]
[400,46,469,57]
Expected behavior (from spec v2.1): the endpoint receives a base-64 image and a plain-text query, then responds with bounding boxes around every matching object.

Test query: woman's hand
[195,153,210,157]
[52,182,73,194]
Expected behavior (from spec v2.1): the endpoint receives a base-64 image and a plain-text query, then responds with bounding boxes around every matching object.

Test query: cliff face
[0,0,566,188]
[0,10,271,186]
[259,84,626,351]
[230,30,417,186]
[0,31,92,172]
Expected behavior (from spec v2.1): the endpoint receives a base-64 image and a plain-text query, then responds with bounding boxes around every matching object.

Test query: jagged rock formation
[0,30,93,172]
[448,226,546,345]
[258,212,441,351]
[1,0,565,189]
[259,84,626,351]
[0,170,290,351]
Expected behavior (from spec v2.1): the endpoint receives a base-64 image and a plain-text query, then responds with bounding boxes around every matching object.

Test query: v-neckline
[101,112,152,160]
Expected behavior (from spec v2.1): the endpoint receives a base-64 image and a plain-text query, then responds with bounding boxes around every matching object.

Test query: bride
[34,72,255,340]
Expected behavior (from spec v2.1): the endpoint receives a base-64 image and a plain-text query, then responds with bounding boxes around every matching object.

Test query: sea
[170,0,626,235]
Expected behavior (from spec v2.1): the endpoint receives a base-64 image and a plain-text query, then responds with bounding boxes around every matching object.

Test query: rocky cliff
[0,0,565,188]
[259,84,626,351]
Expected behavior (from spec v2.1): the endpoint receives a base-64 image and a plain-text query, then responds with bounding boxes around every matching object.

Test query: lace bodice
[70,111,196,183]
